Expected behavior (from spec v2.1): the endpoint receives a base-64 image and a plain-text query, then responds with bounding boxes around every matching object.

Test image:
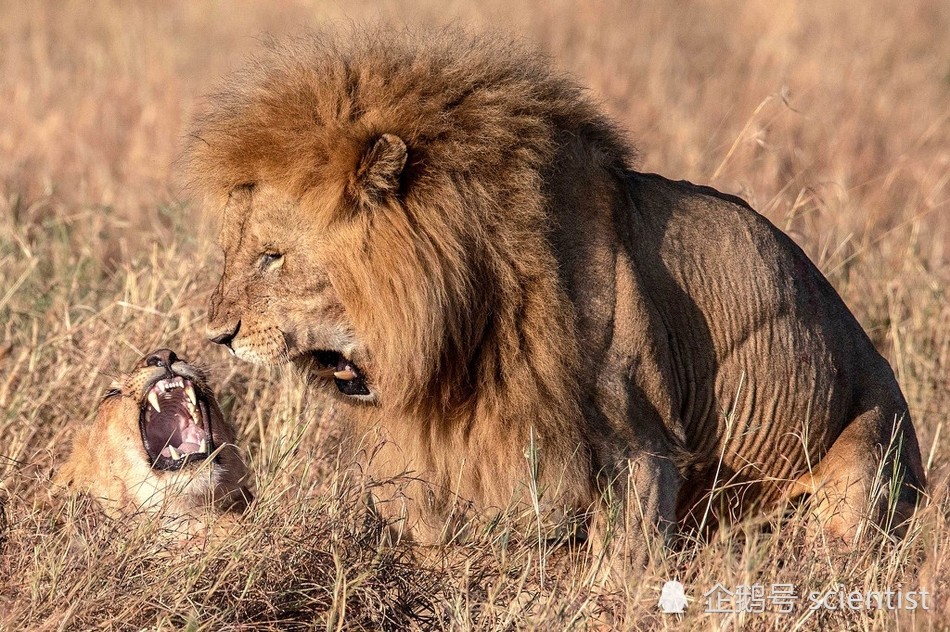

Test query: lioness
[57,349,253,526]
[187,30,924,555]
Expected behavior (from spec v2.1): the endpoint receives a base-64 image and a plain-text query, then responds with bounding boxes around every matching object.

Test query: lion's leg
[588,451,680,582]
[792,405,925,545]
[624,453,681,558]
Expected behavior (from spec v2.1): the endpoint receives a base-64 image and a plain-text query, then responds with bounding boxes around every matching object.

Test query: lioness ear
[52,459,75,489]
[348,133,407,206]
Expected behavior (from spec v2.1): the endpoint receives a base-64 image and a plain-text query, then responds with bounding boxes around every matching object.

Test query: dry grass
[0,1,947,629]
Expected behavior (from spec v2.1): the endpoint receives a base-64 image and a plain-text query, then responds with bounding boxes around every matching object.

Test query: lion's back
[626,173,906,505]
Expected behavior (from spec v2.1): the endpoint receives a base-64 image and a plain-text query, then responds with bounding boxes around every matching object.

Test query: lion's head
[205,179,380,404]
[191,30,622,412]
[57,349,253,517]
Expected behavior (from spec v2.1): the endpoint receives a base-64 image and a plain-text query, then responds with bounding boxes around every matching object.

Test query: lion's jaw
[208,286,375,403]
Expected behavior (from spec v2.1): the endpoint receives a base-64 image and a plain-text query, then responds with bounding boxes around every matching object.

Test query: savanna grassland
[0,1,947,629]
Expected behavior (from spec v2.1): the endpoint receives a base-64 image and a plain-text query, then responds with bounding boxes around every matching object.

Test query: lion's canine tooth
[185,383,197,406]
[333,369,357,381]
[148,391,161,413]
[198,439,207,454]
[169,446,182,460]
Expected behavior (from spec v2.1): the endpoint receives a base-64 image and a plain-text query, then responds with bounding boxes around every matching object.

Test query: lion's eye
[258,252,284,272]
[102,387,122,400]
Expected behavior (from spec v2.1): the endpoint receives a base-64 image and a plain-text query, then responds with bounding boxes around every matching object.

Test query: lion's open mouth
[138,375,215,471]
[311,350,371,397]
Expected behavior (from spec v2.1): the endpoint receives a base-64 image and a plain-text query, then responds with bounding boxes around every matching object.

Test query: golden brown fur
[57,350,253,532]
[187,29,925,554]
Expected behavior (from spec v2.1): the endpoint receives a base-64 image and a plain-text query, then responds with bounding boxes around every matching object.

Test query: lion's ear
[348,133,407,206]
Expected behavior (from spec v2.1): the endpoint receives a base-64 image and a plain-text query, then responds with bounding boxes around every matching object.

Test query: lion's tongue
[158,424,205,457]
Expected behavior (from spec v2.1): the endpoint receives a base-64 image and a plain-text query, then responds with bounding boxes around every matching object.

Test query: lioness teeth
[185,383,197,406]
[334,369,357,381]
[199,438,207,454]
[148,391,161,412]
[169,446,182,461]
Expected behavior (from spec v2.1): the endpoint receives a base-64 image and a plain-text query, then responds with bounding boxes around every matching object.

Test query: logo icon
[659,580,688,613]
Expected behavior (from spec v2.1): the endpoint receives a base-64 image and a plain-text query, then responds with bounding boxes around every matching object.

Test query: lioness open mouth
[311,350,371,397]
[138,374,215,471]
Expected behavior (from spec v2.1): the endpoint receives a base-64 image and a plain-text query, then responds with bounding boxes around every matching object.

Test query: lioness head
[57,349,253,517]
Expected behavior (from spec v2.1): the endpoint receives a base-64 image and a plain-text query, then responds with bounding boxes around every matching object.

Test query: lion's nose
[208,320,241,350]
[145,349,178,369]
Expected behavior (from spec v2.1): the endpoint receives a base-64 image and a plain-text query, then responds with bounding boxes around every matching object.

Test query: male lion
[57,349,253,529]
[187,30,924,555]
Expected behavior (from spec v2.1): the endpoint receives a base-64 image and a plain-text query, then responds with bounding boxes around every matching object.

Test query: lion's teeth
[185,383,197,406]
[168,446,182,460]
[333,369,357,381]
[148,391,161,412]
[198,439,207,454]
